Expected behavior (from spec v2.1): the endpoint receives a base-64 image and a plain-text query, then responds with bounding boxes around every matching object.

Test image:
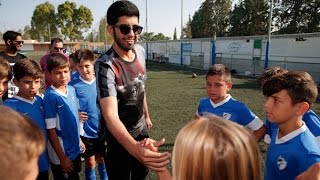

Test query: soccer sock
[85,167,96,180]
[98,163,108,180]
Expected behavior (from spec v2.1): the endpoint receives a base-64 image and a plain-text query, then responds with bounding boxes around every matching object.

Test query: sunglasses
[54,47,64,51]
[14,41,24,45]
[112,24,143,35]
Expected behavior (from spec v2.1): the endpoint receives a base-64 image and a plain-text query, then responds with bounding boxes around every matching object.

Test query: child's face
[76,60,95,81]
[14,76,41,100]
[264,89,299,124]
[206,75,232,104]
[0,77,9,98]
[69,58,77,71]
[49,66,70,88]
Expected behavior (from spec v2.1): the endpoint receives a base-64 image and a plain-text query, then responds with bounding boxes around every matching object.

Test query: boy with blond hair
[0,58,11,104]
[196,64,266,141]
[43,52,85,180]
[3,58,49,179]
[0,106,46,180]
[263,71,320,179]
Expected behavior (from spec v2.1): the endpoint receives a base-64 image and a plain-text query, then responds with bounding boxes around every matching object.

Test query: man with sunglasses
[0,31,26,64]
[0,31,26,101]
[40,37,66,89]
[95,1,170,180]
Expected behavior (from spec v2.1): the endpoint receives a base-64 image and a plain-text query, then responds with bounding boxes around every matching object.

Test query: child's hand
[78,112,88,122]
[139,138,166,152]
[60,156,74,173]
[80,140,86,153]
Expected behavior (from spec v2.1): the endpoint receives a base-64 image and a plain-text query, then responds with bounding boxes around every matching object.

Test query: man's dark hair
[107,0,140,25]
[3,31,22,45]
[50,38,63,46]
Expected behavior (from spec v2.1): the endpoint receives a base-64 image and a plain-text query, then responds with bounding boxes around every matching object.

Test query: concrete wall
[139,33,320,82]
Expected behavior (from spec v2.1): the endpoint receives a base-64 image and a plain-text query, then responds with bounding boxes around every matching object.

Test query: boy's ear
[227,82,233,91]
[296,102,309,116]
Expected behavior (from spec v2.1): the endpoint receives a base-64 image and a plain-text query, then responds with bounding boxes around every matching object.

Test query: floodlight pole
[146,0,149,61]
[180,0,183,65]
[265,0,274,68]
[105,17,108,51]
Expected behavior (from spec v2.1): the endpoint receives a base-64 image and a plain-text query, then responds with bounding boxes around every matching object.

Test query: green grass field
[144,61,320,179]
[48,61,319,179]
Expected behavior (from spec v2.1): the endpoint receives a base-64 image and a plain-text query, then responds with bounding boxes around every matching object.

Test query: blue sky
[0,0,205,39]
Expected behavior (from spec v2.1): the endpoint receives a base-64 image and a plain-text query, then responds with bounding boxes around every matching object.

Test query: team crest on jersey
[222,112,231,120]
[277,156,287,170]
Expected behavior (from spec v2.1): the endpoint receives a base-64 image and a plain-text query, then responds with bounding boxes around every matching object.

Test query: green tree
[173,27,177,40]
[22,25,31,40]
[56,1,93,41]
[151,33,170,41]
[30,1,59,41]
[139,32,154,41]
[86,32,94,42]
[98,18,113,46]
[229,0,268,36]
[182,14,192,39]
[191,0,231,38]
[139,32,170,41]
[274,0,320,34]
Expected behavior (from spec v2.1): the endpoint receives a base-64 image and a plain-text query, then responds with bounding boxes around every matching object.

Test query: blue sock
[98,163,108,180]
[85,167,96,180]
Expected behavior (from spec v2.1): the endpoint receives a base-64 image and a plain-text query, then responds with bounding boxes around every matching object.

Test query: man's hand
[145,117,153,130]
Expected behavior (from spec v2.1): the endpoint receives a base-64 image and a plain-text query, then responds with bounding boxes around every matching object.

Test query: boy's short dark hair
[69,53,75,59]
[50,38,63,46]
[73,49,95,64]
[257,67,288,88]
[46,52,69,72]
[107,1,140,25]
[0,58,12,80]
[206,64,231,82]
[262,71,318,106]
[3,31,22,45]
[13,58,43,81]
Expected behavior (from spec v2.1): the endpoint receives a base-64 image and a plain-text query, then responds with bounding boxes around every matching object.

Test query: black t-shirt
[0,51,26,64]
[96,47,147,139]
[0,51,26,101]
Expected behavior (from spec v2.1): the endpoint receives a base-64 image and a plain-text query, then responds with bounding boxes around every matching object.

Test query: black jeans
[104,134,149,180]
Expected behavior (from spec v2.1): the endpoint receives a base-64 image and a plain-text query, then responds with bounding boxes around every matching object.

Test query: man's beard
[113,33,136,52]
[10,44,19,52]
